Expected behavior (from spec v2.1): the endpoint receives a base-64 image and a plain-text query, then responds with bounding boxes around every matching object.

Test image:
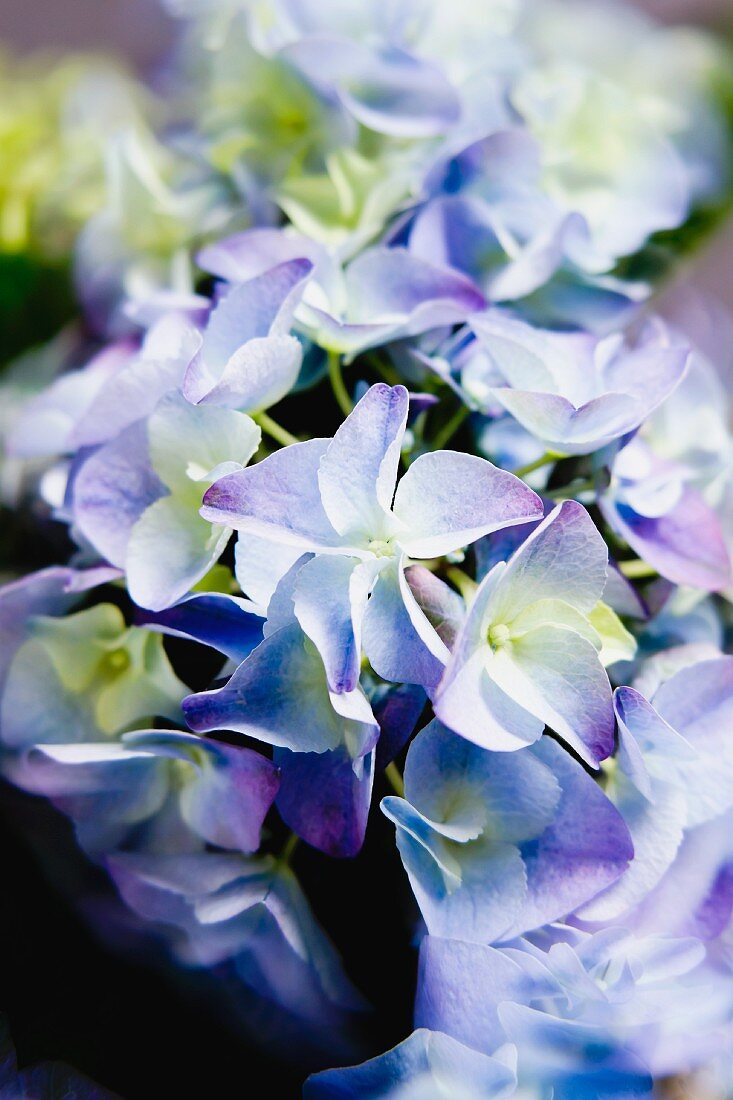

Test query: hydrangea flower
[202,383,542,693]
[203,234,488,359]
[580,656,733,933]
[2,0,733,1093]
[467,312,688,455]
[0,602,186,749]
[599,437,732,592]
[382,720,632,943]
[242,0,462,140]
[108,850,366,1026]
[416,927,720,1094]
[9,729,278,856]
[434,501,618,766]
[74,394,262,609]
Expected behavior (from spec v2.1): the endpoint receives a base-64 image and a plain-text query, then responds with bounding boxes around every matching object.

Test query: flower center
[488,623,511,651]
[102,648,131,675]
[368,538,395,559]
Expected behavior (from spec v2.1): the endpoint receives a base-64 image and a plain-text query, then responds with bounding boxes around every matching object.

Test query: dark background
[0,772,420,1098]
[1,1,732,1096]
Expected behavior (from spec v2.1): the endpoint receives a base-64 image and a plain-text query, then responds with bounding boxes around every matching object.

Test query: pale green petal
[508,598,601,650]
[30,604,127,693]
[148,394,261,495]
[127,494,232,611]
[589,600,637,666]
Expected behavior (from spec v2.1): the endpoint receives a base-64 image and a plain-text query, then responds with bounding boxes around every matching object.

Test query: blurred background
[0,0,731,68]
[1,0,731,317]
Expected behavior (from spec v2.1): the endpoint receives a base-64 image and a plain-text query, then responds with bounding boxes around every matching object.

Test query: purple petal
[346,247,485,325]
[198,229,321,283]
[503,737,634,939]
[283,38,460,138]
[600,489,732,592]
[373,683,427,772]
[134,593,264,662]
[275,745,374,858]
[183,259,312,409]
[202,438,337,549]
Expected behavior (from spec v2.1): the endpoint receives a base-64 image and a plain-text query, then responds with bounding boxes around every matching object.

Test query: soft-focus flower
[0,601,186,749]
[599,436,732,593]
[108,849,366,1024]
[305,1028,517,1100]
[0,1015,116,1100]
[508,61,689,270]
[0,50,143,259]
[244,0,462,140]
[8,729,278,856]
[468,312,688,455]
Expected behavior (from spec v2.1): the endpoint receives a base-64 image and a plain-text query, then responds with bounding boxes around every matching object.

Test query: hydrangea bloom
[434,501,619,765]
[1,0,733,1094]
[467,312,688,455]
[202,383,542,692]
[381,720,632,943]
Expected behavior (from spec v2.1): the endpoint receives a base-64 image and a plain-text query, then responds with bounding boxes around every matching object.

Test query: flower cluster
[2,0,733,1096]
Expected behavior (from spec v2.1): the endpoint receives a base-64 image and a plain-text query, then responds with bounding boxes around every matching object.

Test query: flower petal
[393,450,543,559]
[317,383,408,541]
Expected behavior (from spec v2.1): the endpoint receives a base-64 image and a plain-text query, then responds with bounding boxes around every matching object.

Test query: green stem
[446,565,478,602]
[511,452,558,479]
[545,478,596,501]
[618,559,658,580]
[279,831,300,866]
[385,762,405,797]
[366,354,402,386]
[254,411,299,449]
[328,350,354,417]
[432,404,470,450]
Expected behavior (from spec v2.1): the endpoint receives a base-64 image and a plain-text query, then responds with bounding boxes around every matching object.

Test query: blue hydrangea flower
[382,720,632,943]
[183,618,380,760]
[599,437,732,592]
[201,231,488,359]
[416,926,722,1094]
[9,730,279,856]
[108,850,366,1025]
[580,656,733,936]
[246,0,461,139]
[468,312,688,455]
